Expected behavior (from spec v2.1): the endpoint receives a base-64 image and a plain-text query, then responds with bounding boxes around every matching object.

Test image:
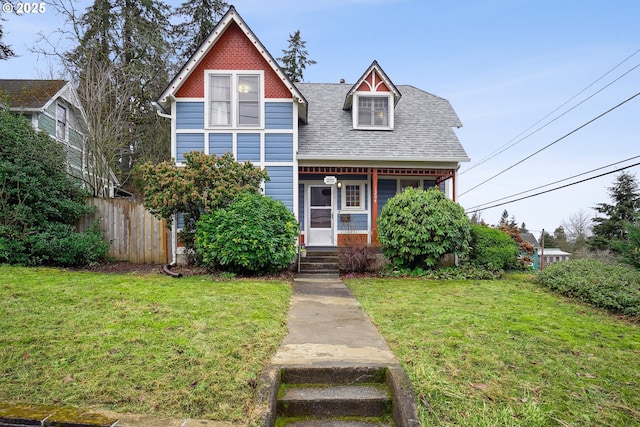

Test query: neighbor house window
[56,104,67,140]
[357,96,389,127]
[208,72,261,127]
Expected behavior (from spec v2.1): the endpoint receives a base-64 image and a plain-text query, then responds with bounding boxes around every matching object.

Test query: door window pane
[310,209,331,228]
[310,187,332,206]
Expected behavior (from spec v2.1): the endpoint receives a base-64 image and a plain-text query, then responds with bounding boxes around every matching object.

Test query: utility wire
[465,161,640,214]
[459,90,640,197]
[466,155,640,211]
[461,48,640,176]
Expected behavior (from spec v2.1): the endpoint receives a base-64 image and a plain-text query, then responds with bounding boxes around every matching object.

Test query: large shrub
[141,151,269,263]
[0,107,106,266]
[377,187,471,269]
[537,258,640,316]
[468,224,520,270]
[195,192,297,275]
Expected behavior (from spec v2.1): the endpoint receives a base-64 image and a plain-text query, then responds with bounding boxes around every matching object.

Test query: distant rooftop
[0,79,67,109]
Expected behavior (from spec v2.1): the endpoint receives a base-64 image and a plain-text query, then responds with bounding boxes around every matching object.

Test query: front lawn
[0,266,290,422]
[346,276,640,426]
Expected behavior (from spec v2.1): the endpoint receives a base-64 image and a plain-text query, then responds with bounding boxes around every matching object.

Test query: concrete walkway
[272,274,398,367]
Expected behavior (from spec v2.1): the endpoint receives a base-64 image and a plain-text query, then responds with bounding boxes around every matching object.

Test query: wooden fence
[78,198,171,264]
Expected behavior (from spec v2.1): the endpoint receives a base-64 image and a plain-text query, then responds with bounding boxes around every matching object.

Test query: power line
[465,161,640,214]
[466,155,640,211]
[461,48,640,176]
[459,90,640,197]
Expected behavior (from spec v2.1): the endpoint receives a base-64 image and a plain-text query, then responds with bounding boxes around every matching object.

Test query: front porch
[297,165,458,247]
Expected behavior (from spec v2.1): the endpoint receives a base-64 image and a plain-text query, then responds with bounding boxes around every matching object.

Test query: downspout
[152,101,181,276]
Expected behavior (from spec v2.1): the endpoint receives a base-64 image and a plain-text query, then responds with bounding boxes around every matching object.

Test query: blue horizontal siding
[265,102,293,129]
[237,133,260,162]
[265,166,293,211]
[265,133,293,162]
[209,133,233,156]
[176,102,205,129]
[377,179,397,216]
[338,213,368,231]
[176,133,204,163]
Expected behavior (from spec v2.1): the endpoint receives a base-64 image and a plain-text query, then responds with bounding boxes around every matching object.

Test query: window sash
[56,104,67,140]
[358,96,389,127]
[237,75,259,125]
[210,75,231,126]
[344,184,361,208]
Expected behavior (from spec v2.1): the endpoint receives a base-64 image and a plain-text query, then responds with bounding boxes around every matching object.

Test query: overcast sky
[3,0,639,236]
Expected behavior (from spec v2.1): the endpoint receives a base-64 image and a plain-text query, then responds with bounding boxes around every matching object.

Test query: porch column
[372,167,378,242]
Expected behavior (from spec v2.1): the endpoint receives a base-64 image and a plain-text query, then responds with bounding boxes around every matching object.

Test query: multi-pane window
[358,96,388,127]
[56,104,67,140]
[209,73,260,127]
[344,184,361,208]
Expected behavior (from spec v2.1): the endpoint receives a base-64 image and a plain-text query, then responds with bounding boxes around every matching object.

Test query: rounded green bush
[377,187,471,269]
[468,224,520,271]
[195,191,298,275]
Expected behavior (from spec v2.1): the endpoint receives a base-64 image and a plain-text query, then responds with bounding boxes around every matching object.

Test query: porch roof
[297,83,470,163]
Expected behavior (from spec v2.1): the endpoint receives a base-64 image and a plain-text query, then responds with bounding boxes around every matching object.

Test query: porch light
[337,182,342,189]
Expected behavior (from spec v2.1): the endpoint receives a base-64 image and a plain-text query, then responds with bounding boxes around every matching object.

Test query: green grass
[0,266,290,422]
[346,275,640,426]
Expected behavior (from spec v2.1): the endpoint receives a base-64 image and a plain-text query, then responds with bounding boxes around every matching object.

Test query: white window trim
[56,103,68,141]
[205,70,264,129]
[352,93,394,130]
[340,181,366,211]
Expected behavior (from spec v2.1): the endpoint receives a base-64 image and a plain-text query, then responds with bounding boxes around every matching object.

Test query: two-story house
[0,79,118,197]
[156,6,469,257]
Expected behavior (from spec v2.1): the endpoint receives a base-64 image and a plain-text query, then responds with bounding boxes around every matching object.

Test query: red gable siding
[175,22,291,99]
[356,70,391,92]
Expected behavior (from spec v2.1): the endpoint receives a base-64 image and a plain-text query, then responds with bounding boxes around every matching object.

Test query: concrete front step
[284,419,393,426]
[277,384,391,418]
[299,251,339,274]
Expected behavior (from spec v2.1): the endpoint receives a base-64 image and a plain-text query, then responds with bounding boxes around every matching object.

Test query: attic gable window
[353,94,393,130]
[208,72,262,128]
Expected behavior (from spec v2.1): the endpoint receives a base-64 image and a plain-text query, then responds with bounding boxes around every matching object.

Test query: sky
[2,0,639,237]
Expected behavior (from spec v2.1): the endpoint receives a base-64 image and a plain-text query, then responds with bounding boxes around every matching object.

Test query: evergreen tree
[0,20,15,60]
[172,0,229,60]
[278,30,316,83]
[498,209,509,227]
[553,226,570,252]
[589,172,640,251]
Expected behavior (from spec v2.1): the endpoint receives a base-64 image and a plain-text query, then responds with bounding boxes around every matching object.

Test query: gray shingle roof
[297,83,469,163]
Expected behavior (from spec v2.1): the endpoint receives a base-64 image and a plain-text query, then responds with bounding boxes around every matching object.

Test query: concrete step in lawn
[275,367,395,426]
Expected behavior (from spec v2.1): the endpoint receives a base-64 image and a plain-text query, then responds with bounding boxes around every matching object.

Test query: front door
[307,185,334,246]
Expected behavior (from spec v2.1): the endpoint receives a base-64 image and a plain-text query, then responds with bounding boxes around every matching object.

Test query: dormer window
[354,94,393,130]
[344,61,400,131]
[358,96,389,127]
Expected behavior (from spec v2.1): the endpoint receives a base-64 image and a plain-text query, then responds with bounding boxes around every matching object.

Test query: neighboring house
[539,248,571,267]
[521,232,541,269]
[156,6,469,257]
[0,79,118,197]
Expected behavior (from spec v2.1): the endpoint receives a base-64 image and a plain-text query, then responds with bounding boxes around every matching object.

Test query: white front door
[307,185,334,246]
